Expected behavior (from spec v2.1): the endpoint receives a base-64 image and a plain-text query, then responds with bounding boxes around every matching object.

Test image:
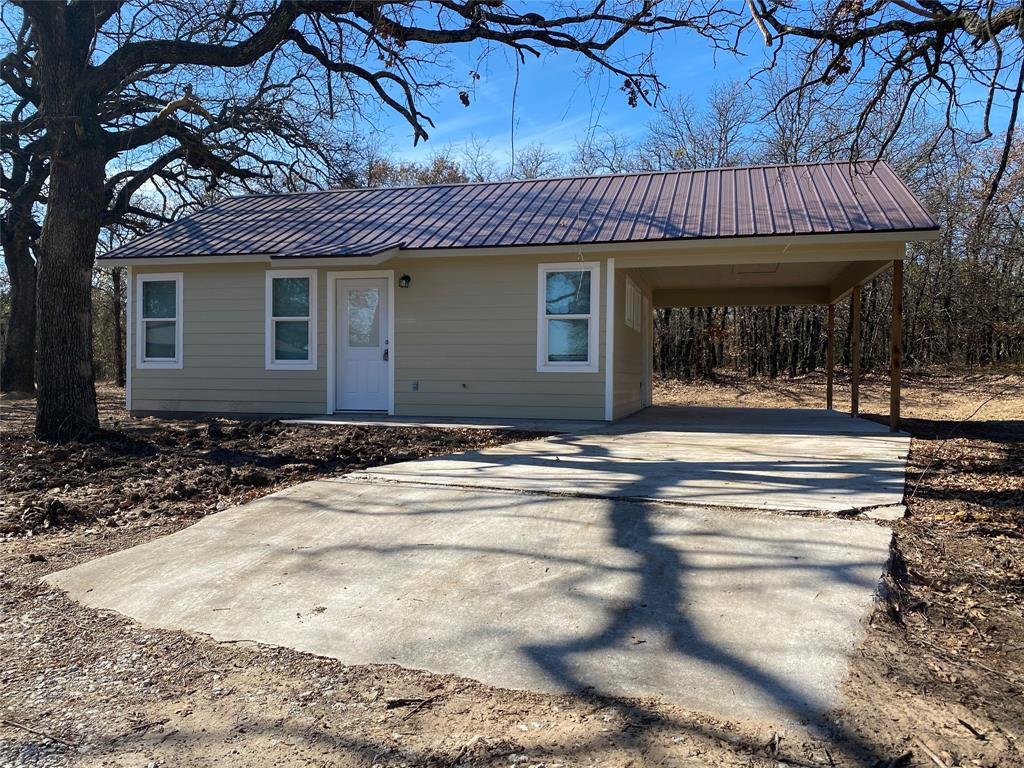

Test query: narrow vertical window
[266,270,317,369]
[537,262,599,372]
[136,273,182,369]
[625,276,642,331]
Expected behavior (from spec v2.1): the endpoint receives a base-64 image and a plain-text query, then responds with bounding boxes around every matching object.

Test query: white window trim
[135,272,183,370]
[265,269,318,371]
[537,261,600,373]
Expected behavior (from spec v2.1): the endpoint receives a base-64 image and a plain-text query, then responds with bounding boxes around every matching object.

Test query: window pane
[142,280,176,319]
[347,288,380,347]
[547,318,589,362]
[144,320,176,359]
[272,277,310,317]
[545,270,591,315]
[274,320,309,360]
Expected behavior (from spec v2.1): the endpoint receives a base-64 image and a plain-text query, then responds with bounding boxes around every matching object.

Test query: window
[265,270,317,370]
[537,262,600,372]
[625,276,643,331]
[136,273,182,369]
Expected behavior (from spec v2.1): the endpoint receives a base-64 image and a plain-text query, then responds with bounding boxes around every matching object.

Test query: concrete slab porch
[361,406,910,513]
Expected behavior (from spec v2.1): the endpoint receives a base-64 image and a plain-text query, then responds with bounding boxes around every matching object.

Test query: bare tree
[641,81,756,169]
[571,129,640,174]
[1,0,739,441]
[0,112,44,394]
[512,142,565,180]
[458,135,501,182]
[748,0,1024,210]
[365,148,470,187]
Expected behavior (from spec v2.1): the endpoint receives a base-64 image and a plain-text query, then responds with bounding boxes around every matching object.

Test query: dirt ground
[2,373,1022,768]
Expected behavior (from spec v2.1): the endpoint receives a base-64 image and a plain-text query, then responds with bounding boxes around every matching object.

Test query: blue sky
[369,19,1014,167]
[377,27,763,163]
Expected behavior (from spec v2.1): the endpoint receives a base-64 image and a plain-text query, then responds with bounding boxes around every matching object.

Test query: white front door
[336,277,389,411]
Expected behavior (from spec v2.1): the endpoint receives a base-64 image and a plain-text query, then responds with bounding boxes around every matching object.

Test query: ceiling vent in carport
[732,263,780,275]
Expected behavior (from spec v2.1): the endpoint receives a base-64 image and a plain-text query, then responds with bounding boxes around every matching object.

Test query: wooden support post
[890,259,903,432]
[826,303,835,410]
[851,286,862,418]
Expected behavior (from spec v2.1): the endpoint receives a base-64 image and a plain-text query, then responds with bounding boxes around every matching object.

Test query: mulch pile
[1,415,539,536]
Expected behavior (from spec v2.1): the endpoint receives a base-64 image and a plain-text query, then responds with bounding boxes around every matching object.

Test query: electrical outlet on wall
[412,381,419,391]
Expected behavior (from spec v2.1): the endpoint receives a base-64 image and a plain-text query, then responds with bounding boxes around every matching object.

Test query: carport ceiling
[641,260,892,307]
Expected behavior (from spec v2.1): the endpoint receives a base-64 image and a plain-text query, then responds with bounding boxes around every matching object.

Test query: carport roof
[99,160,937,261]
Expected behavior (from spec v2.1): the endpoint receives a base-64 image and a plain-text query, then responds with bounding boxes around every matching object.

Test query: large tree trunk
[32,5,104,441]
[1,222,37,394]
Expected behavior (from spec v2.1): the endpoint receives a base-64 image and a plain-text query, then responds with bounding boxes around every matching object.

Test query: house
[98,161,938,426]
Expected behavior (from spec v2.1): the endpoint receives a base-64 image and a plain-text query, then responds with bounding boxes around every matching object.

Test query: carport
[602,163,938,431]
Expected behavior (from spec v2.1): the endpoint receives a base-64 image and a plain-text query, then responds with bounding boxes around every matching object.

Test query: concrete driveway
[46,406,905,723]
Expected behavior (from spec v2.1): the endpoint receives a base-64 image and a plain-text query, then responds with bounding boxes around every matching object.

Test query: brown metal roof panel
[825,164,873,230]
[463,181,528,247]
[845,164,894,230]
[675,170,700,237]
[379,185,457,248]
[417,182,498,247]
[99,161,938,260]
[767,167,797,234]
[494,179,560,245]
[502,176,568,245]
[317,186,431,252]
[558,174,613,244]
[719,168,737,237]
[644,171,679,239]
[815,164,855,232]
[797,165,835,233]
[867,163,924,230]
[876,162,936,227]
[629,173,669,241]
[526,176,581,244]
[628,172,667,241]
[784,166,815,234]
[732,168,752,236]
[602,173,644,241]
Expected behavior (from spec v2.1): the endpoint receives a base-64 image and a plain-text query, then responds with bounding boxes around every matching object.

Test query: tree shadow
[48,405,906,764]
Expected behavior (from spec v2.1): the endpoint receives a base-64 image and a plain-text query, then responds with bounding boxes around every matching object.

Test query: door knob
[383,349,389,361]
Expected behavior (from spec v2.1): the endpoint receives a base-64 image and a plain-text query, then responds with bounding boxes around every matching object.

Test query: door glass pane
[545,270,591,315]
[547,318,589,362]
[144,320,176,359]
[272,277,310,317]
[274,320,309,360]
[142,280,176,319]
[347,288,380,347]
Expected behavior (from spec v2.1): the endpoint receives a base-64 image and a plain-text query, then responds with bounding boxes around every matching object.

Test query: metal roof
[100,161,937,261]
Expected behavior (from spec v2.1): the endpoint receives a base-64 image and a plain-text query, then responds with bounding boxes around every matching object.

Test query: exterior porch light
[399,274,411,288]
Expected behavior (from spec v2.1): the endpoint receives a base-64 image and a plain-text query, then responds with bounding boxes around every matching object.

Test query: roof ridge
[219,159,886,203]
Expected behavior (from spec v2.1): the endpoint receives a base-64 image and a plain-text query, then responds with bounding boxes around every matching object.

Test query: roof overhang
[96,229,936,267]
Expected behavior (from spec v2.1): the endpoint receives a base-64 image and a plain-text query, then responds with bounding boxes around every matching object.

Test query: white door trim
[326,270,395,414]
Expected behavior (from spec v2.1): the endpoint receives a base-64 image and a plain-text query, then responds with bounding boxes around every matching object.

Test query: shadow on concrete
[45,405,904,765]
